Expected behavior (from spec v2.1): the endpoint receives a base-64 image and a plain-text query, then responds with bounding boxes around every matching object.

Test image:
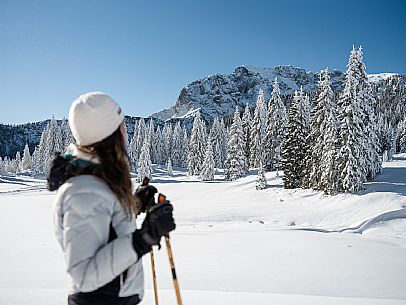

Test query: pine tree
[137,138,153,182]
[241,104,252,171]
[7,158,17,175]
[225,107,245,181]
[171,122,183,167]
[303,90,311,129]
[336,47,368,193]
[256,163,267,190]
[41,116,64,173]
[3,157,9,174]
[22,143,31,171]
[282,90,309,189]
[47,115,63,153]
[37,125,49,173]
[199,135,215,181]
[180,127,189,168]
[15,151,22,174]
[61,118,73,150]
[153,126,164,165]
[31,147,40,174]
[209,118,227,169]
[264,78,287,170]
[356,47,381,179]
[219,119,228,168]
[167,158,173,176]
[136,118,147,159]
[147,119,154,143]
[250,89,268,168]
[397,118,406,153]
[162,124,173,166]
[188,111,207,175]
[210,118,221,167]
[128,121,139,171]
[311,69,340,193]
[299,88,312,188]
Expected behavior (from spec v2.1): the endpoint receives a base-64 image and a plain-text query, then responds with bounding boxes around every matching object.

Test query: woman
[49,92,175,305]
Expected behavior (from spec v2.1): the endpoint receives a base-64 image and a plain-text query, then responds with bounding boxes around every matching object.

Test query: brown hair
[76,127,140,216]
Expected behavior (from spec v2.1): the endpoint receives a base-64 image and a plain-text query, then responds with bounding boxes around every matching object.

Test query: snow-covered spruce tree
[6,158,17,175]
[305,69,332,189]
[378,117,396,160]
[22,143,31,172]
[209,118,228,169]
[2,158,7,173]
[336,47,368,193]
[153,125,164,165]
[397,118,406,153]
[298,86,312,188]
[315,69,340,194]
[136,118,147,159]
[162,123,173,167]
[199,135,215,181]
[36,124,49,173]
[128,121,138,171]
[47,116,63,153]
[356,47,381,179]
[15,151,22,174]
[256,162,267,190]
[225,106,245,181]
[171,122,183,167]
[209,118,221,168]
[137,137,153,182]
[282,90,309,189]
[264,78,287,171]
[61,118,73,150]
[250,89,268,168]
[30,147,40,174]
[147,119,154,143]
[303,90,311,129]
[43,116,63,173]
[180,127,189,168]
[188,111,207,175]
[219,119,228,168]
[167,158,173,176]
[241,104,252,171]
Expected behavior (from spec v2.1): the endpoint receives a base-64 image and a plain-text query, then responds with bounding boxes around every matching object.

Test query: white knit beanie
[68,92,124,146]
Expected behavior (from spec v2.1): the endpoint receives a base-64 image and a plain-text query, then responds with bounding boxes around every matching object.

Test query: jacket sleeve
[62,192,139,292]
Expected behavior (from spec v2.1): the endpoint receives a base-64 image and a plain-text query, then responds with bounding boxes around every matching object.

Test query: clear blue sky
[1,0,405,124]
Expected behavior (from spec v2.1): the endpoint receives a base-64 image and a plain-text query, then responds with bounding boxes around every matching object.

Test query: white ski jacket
[53,174,144,298]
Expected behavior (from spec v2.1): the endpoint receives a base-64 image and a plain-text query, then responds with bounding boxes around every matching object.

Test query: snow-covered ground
[1,156,406,305]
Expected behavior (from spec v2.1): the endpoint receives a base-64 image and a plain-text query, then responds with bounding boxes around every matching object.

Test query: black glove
[132,202,176,258]
[134,184,158,214]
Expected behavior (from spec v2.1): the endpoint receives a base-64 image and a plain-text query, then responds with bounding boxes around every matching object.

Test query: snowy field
[0,156,406,305]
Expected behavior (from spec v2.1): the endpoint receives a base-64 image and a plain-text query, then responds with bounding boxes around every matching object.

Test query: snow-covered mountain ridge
[151,65,400,126]
[151,65,345,124]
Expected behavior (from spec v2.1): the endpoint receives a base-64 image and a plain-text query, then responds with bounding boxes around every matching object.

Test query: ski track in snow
[289,207,406,235]
[0,184,47,195]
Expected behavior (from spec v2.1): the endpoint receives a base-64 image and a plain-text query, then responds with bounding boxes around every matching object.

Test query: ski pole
[157,193,183,305]
[150,249,159,305]
[137,177,160,305]
[165,234,183,305]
